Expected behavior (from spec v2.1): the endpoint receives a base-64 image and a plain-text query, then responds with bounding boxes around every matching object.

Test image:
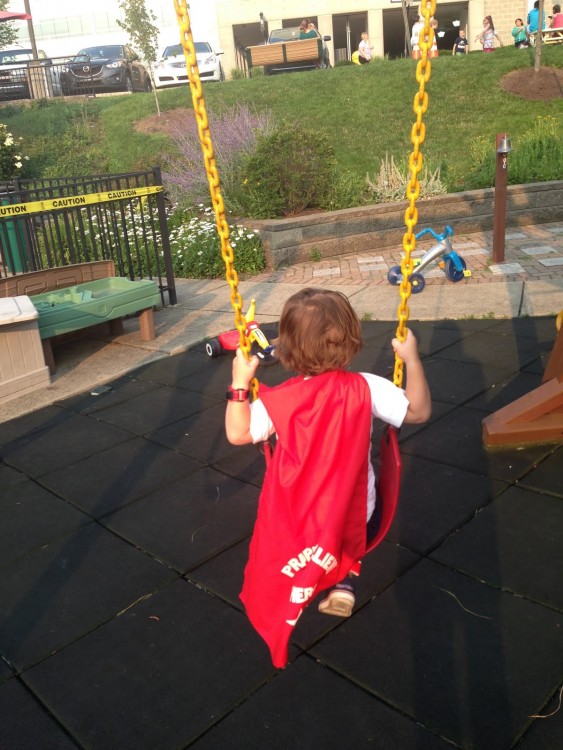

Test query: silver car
[154,42,224,88]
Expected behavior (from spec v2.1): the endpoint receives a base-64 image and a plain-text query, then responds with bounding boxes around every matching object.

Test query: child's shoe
[318,579,355,617]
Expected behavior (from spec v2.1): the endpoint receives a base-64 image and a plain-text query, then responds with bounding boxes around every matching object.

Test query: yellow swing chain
[174,0,258,397]
[394,0,436,389]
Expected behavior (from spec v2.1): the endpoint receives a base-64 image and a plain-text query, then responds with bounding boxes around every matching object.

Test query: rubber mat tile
[188,537,251,609]
[146,402,236,464]
[92,385,218,435]
[486,315,558,342]
[61,376,161,415]
[0,463,28,488]
[39,436,201,517]
[0,679,78,750]
[517,447,563,498]
[516,688,563,750]
[431,485,563,609]
[465,370,544,412]
[0,658,13,683]
[212,442,268,487]
[0,477,90,569]
[0,405,75,443]
[2,414,132,477]
[400,406,552,481]
[102,468,259,572]
[134,350,210,385]
[406,323,475,357]
[311,559,563,750]
[0,523,176,669]
[422,357,515,405]
[435,330,545,371]
[384,453,506,554]
[23,579,275,750]
[188,656,453,750]
[177,357,233,399]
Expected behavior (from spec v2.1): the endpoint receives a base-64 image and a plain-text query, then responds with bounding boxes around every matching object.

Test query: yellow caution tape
[0,185,163,219]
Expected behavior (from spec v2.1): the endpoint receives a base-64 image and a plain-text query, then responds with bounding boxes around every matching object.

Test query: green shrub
[366,153,447,203]
[334,59,354,67]
[230,67,246,80]
[234,123,337,217]
[464,116,563,190]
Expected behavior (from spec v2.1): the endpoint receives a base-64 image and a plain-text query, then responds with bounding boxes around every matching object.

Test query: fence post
[492,133,512,265]
[153,166,177,305]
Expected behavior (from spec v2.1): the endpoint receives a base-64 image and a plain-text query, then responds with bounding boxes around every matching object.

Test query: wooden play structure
[482,312,563,446]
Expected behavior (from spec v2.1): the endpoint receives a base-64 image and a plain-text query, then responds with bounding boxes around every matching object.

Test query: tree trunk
[534,0,545,72]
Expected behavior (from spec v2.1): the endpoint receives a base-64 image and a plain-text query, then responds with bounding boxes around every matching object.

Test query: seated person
[550,4,563,29]
[512,18,529,47]
[299,19,319,39]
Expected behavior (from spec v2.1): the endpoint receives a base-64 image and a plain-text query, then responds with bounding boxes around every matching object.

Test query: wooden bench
[246,38,324,75]
[529,27,563,44]
[0,261,158,374]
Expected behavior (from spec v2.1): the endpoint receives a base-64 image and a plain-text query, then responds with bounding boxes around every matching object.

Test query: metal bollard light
[492,133,512,264]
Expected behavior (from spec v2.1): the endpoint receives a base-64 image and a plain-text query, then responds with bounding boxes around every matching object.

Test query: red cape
[240,370,372,667]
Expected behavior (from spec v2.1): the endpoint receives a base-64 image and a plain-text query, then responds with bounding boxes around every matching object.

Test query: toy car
[205,299,276,365]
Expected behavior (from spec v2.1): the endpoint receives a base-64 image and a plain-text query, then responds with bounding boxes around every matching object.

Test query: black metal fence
[0,168,176,305]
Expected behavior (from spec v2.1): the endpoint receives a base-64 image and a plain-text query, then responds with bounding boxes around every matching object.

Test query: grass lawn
[1,44,562,193]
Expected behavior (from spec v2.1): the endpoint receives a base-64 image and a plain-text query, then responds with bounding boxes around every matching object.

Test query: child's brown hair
[276,288,362,376]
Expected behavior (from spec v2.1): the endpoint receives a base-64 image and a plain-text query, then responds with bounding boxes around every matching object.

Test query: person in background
[527,1,546,37]
[550,4,563,28]
[358,31,373,64]
[475,15,503,51]
[410,13,424,59]
[299,19,318,40]
[452,28,469,54]
[512,18,529,47]
[429,18,439,57]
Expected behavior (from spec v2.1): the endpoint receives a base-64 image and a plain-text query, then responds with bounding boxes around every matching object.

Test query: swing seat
[367,425,402,553]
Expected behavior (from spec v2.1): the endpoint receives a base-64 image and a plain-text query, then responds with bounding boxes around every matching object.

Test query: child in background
[512,19,529,47]
[358,31,373,63]
[475,15,503,51]
[226,288,431,668]
[452,29,469,54]
[550,4,563,30]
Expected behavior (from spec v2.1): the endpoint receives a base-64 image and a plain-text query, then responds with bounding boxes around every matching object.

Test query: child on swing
[226,288,431,667]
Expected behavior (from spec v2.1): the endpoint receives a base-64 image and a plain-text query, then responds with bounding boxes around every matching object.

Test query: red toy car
[205,299,276,365]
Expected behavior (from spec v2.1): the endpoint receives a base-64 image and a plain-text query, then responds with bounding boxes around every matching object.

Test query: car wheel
[205,338,222,358]
[219,65,225,82]
[144,76,152,92]
[125,76,133,93]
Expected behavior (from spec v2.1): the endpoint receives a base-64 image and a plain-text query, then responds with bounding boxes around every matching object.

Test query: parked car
[154,42,224,87]
[0,48,62,100]
[264,28,331,74]
[60,44,151,95]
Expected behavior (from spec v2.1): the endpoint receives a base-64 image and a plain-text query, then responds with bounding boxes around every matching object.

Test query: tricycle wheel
[410,272,426,294]
[205,338,222,358]
[387,265,402,285]
[445,257,467,282]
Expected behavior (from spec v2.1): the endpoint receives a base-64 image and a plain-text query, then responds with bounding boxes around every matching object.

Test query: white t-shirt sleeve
[360,372,409,428]
[249,398,275,444]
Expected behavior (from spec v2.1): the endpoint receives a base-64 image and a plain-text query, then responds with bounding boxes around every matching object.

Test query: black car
[61,44,151,95]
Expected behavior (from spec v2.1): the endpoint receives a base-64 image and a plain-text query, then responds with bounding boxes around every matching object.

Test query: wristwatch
[226,386,250,401]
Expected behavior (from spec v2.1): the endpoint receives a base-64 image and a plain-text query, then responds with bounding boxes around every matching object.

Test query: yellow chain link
[174,0,258,398]
[394,0,436,388]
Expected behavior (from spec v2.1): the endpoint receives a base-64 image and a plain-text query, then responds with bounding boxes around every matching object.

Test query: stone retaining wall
[248,182,563,269]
